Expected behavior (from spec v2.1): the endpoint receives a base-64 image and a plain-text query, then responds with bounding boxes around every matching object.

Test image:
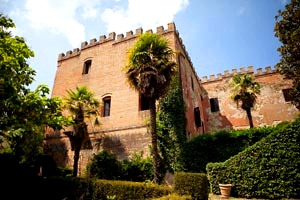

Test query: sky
[1,0,288,92]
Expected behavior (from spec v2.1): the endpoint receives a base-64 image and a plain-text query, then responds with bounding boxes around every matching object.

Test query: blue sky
[1,0,288,92]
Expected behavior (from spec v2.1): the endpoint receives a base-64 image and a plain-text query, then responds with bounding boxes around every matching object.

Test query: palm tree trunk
[72,138,82,177]
[245,108,254,128]
[149,98,159,184]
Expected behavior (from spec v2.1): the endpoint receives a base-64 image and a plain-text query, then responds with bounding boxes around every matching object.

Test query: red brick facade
[47,23,206,173]
[201,66,299,130]
[46,23,299,173]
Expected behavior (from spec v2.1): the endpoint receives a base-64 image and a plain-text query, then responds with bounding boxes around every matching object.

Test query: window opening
[210,98,220,112]
[83,60,92,74]
[194,107,201,127]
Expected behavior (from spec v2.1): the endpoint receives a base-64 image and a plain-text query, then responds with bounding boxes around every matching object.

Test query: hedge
[206,118,300,199]
[174,172,209,200]
[2,176,171,200]
[181,126,277,173]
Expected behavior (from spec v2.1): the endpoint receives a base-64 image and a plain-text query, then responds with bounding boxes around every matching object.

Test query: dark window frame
[194,107,201,127]
[210,98,220,112]
[103,97,111,117]
[282,88,293,102]
[83,60,92,74]
[140,94,150,111]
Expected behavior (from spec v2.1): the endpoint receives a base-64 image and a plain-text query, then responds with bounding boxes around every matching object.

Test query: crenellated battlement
[201,66,278,83]
[58,23,176,61]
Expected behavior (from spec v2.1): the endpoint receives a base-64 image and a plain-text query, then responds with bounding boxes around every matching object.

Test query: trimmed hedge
[174,172,209,200]
[181,126,276,173]
[2,176,171,200]
[206,118,300,199]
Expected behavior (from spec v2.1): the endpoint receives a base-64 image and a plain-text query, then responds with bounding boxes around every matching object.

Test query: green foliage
[86,150,121,180]
[174,172,209,200]
[152,194,192,200]
[64,85,100,177]
[120,151,153,182]
[2,177,171,199]
[206,118,300,199]
[87,150,154,182]
[157,75,187,172]
[181,126,276,173]
[0,14,68,165]
[229,74,261,128]
[275,0,300,109]
[124,32,177,183]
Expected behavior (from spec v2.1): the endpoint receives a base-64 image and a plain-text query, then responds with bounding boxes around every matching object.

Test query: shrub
[86,150,121,180]
[181,126,276,173]
[174,172,209,200]
[120,151,153,182]
[206,118,300,199]
[152,193,192,200]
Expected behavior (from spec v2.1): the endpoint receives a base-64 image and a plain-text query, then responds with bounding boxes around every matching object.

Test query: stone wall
[202,66,299,130]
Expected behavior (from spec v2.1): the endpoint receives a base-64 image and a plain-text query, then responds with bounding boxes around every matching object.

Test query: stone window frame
[102,96,111,117]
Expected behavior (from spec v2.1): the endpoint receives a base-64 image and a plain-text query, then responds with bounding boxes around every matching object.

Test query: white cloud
[101,0,189,34]
[22,0,102,47]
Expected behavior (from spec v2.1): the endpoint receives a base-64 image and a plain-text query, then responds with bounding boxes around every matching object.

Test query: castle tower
[47,23,208,172]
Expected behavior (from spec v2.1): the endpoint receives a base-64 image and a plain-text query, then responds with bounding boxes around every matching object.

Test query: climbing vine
[157,74,187,172]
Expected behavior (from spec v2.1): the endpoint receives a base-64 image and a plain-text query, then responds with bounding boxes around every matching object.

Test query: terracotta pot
[219,183,232,198]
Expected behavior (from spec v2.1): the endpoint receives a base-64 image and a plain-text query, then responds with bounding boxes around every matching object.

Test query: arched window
[102,96,111,117]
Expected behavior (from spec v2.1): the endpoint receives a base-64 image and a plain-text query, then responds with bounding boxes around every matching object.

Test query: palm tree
[124,32,177,183]
[230,74,261,128]
[64,86,100,177]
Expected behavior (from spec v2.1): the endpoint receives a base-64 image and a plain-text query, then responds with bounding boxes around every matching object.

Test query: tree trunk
[245,107,254,128]
[149,98,159,184]
[72,138,82,177]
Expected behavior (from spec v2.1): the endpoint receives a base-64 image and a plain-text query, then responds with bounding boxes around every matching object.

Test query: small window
[194,107,201,127]
[282,88,292,102]
[191,76,194,90]
[83,60,92,74]
[103,97,111,117]
[210,98,220,112]
[140,94,150,111]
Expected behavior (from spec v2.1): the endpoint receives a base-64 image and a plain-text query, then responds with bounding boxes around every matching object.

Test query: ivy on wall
[157,74,187,172]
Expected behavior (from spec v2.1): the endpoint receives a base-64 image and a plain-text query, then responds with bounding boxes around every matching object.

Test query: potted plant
[219,183,232,198]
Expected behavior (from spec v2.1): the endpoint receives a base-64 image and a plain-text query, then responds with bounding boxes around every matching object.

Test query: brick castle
[45,22,299,174]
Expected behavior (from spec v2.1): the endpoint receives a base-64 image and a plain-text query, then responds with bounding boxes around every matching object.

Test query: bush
[86,150,121,180]
[152,193,192,200]
[120,151,153,182]
[174,172,209,200]
[206,118,300,199]
[181,126,276,173]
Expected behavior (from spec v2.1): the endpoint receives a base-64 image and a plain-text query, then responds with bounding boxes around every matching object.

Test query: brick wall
[46,23,206,172]
[202,66,299,130]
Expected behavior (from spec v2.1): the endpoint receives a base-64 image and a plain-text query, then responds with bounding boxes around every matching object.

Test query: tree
[0,13,35,133]
[230,74,261,128]
[64,86,100,177]
[0,14,67,164]
[274,0,300,109]
[124,32,177,183]
[4,85,67,163]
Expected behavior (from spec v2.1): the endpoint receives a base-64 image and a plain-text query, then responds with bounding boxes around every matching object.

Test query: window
[140,94,150,111]
[103,97,111,116]
[191,76,194,90]
[282,88,292,102]
[210,98,220,112]
[194,107,201,127]
[82,60,92,74]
